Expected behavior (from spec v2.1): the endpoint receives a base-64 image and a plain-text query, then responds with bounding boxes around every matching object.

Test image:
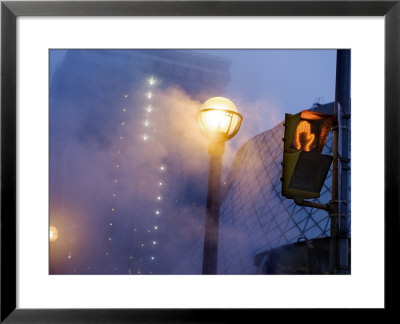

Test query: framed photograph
[1,0,398,322]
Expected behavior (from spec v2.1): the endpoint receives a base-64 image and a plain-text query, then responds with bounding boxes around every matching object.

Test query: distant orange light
[293,120,315,151]
[49,226,58,242]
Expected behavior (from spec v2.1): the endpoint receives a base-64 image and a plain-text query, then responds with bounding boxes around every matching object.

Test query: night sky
[49,49,336,274]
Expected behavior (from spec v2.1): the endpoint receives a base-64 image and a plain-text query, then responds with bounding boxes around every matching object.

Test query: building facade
[50,50,231,274]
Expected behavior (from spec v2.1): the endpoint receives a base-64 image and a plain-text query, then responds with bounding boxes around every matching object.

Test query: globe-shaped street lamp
[197,97,242,152]
[197,97,242,274]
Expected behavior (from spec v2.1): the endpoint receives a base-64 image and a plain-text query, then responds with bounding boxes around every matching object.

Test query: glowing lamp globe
[197,97,243,142]
[49,226,59,242]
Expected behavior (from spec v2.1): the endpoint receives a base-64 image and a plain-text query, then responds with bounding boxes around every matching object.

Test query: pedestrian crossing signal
[282,110,333,199]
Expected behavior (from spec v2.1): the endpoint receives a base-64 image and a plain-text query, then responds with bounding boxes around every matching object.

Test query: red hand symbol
[294,121,315,151]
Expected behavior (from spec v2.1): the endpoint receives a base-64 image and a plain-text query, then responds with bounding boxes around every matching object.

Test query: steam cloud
[50,77,283,274]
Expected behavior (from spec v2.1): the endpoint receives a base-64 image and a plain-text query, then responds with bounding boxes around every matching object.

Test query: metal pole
[330,49,351,274]
[294,198,329,211]
[329,50,341,274]
[329,129,339,273]
[337,50,351,274]
[202,141,224,274]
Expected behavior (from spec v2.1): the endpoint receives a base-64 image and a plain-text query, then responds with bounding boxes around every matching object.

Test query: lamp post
[197,97,243,274]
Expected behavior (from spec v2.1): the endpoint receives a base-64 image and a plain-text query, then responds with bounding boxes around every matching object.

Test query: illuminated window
[148,76,156,85]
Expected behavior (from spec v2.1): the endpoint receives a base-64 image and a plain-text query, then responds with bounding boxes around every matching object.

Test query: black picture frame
[1,0,399,322]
